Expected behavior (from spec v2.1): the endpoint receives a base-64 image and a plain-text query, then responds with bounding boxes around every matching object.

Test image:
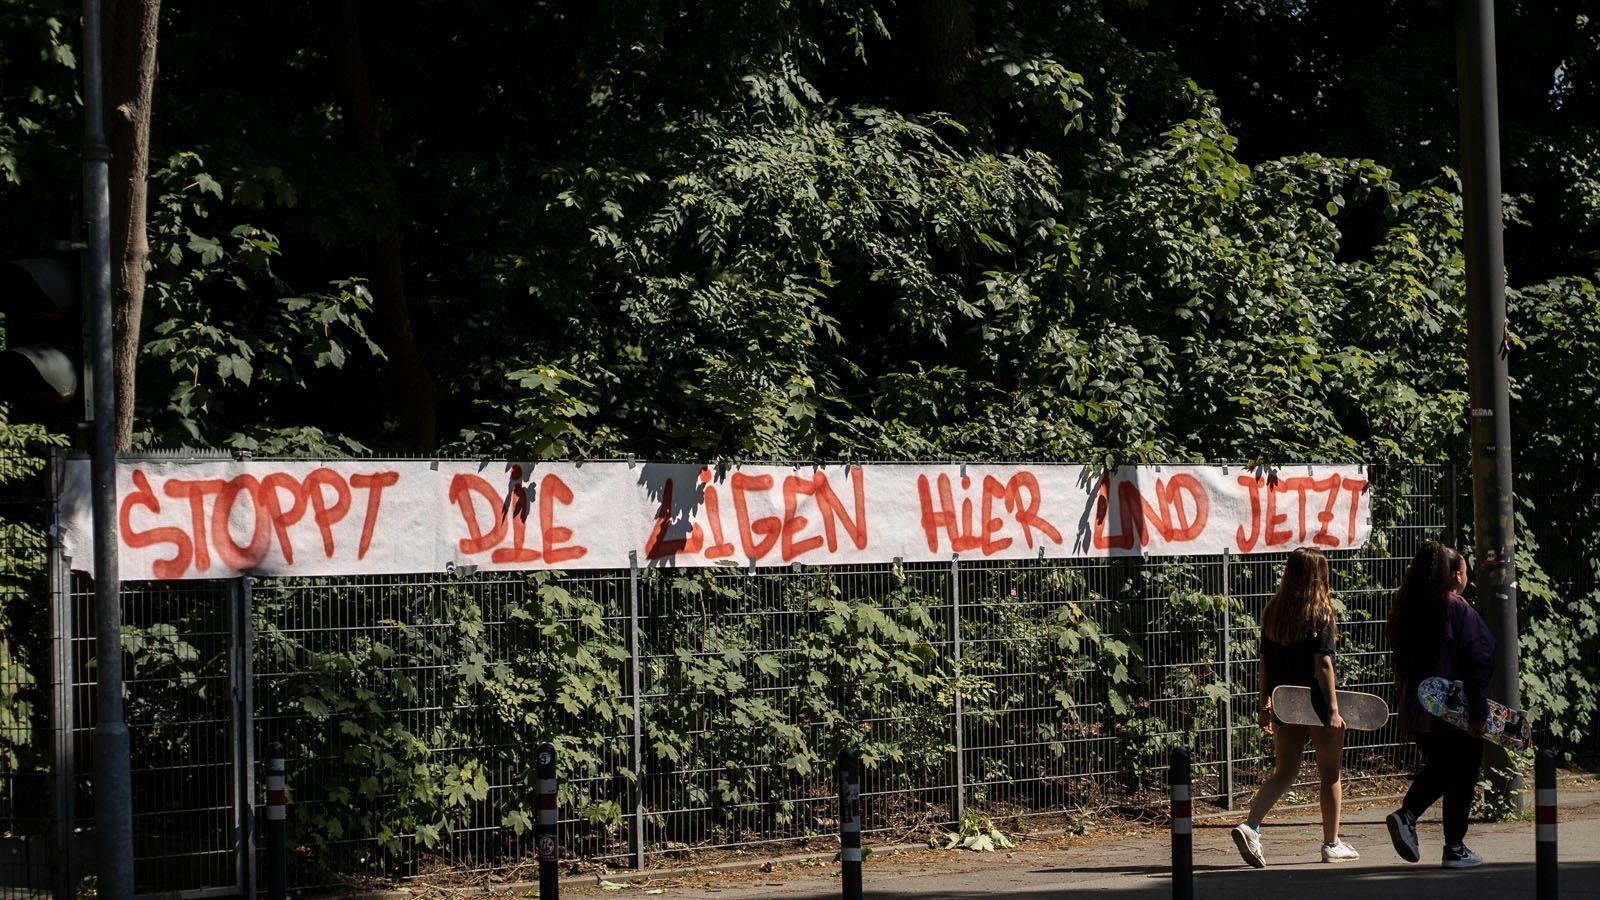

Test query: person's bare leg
[1309,723,1346,844]
[1245,723,1308,826]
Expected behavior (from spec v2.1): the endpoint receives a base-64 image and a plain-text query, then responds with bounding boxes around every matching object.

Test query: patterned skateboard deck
[1416,677,1532,751]
[1270,685,1389,730]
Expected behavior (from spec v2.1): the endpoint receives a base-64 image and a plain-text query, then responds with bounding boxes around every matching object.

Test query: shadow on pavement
[788,860,1600,898]
[1028,863,1239,874]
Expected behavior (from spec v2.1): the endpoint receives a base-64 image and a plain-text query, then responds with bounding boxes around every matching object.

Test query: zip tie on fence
[537,742,560,900]
[266,742,287,900]
[1537,747,1557,900]
[1170,746,1193,900]
[839,748,863,900]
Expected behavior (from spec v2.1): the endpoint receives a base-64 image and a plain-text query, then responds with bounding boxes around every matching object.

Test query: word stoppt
[63,460,1371,580]
[117,466,399,579]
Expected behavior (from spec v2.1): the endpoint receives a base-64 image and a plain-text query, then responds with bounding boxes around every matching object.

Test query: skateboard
[1416,677,1532,751]
[1269,685,1389,730]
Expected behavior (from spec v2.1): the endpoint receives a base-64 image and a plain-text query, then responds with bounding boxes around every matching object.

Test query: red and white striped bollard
[1536,748,1557,900]
[265,742,286,900]
[537,742,560,899]
[1170,747,1193,900]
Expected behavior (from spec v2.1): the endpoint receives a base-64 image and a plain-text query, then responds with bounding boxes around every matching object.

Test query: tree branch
[105,0,161,449]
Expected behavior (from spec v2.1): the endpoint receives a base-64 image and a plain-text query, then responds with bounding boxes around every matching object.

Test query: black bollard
[537,742,559,899]
[1536,748,1556,900]
[265,742,287,900]
[1170,747,1193,900]
[839,748,863,900]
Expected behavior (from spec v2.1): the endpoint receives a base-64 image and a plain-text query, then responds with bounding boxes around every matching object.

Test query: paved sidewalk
[588,778,1600,898]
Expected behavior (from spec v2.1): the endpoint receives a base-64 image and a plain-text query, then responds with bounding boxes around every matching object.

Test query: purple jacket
[1396,592,1495,735]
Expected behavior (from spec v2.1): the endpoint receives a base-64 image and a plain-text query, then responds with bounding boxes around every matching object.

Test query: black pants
[1402,730,1484,846]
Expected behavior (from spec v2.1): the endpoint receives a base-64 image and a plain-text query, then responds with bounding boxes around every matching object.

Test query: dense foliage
[0,0,1516,463]
[0,418,63,786]
[8,0,1591,466]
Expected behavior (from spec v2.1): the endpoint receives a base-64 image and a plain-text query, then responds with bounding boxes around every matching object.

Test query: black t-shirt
[1261,617,1336,703]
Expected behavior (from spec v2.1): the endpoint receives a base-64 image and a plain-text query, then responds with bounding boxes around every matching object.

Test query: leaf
[186,231,225,265]
[216,355,254,386]
[192,171,224,200]
[503,809,533,835]
[457,658,487,685]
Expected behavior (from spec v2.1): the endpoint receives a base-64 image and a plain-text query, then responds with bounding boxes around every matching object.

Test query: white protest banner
[56,458,1371,581]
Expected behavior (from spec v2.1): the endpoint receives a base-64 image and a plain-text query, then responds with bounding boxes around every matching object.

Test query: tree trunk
[899,0,977,118]
[328,0,438,451]
[103,0,161,450]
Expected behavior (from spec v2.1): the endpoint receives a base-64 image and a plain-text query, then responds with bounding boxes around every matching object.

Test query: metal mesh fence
[0,444,56,899]
[9,456,1587,897]
[1522,464,1600,760]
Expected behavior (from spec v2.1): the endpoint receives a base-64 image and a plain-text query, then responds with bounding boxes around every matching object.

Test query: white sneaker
[1321,839,1360,862]
[1232,823,1265,868]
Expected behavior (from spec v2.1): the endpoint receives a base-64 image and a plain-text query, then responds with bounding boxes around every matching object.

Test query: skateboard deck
[1270,685,1389,731]
[1416,677,1532,751]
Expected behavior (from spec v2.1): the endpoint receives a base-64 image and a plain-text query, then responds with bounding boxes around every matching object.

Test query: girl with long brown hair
[1231,547,1357,867]
[1383,540,1493,869]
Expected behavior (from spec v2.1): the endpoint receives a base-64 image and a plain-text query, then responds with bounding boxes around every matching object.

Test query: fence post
[628,551,646,871]
[48,448,76,900]
[839,748,862,900]
[230,577,258,898]
[1170,747,1193,900]
[1219,550,1233,811]
[537,742,560,899]
[265,742,286,900]
[1447,460,1461,545]
[950,555,965,824]
[1536,748,1556,900]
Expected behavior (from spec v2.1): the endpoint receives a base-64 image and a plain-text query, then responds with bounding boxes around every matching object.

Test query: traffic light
[0,248,85,424]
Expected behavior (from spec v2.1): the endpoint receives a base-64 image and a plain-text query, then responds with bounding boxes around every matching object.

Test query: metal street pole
[1456,0,1522,809]
[82,0,135,893]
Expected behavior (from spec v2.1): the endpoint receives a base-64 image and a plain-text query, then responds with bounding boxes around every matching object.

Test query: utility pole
[83,0,136,893]
[1456,0,1521,808]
